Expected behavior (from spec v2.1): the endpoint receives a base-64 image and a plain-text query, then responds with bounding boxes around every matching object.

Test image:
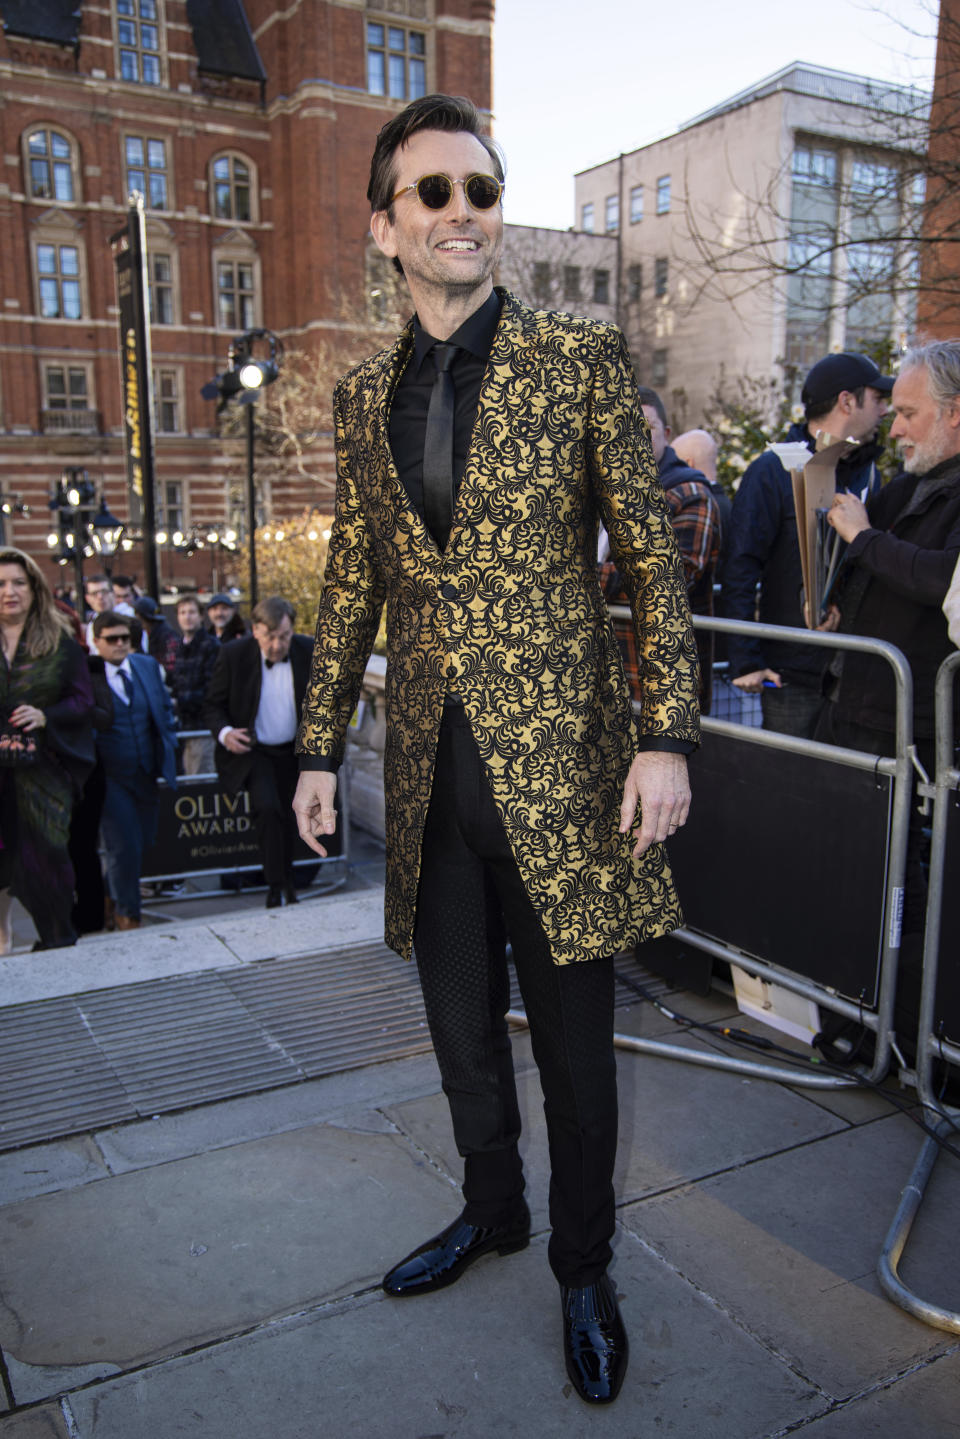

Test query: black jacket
[830,455,960,738]
[722,422,884,684]
[203,633,314,793]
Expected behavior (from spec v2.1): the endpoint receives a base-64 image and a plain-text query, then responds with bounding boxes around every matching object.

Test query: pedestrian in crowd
[292,94,698,1406]
[90,610,178,931]
[170,594,219,774]
[673,427,732,570]
[945,554,960,647]
[817,342,960,1011]
[204,595,313,908]
[0,547,94,951]
[111,575,139,615]
[133,595,179,679]
[81,573,115,653]
[722,352,891,737]
[205,592,246,642]
[601,387,719,710]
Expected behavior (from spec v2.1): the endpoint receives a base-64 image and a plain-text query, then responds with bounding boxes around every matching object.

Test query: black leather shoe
[561,1272,628,1404]
[382,1203,530,1297]
[283,884,299,905]
[265,886,282,909]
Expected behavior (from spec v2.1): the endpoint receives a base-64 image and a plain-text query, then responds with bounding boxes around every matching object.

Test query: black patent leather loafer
[382,1204,530,1297]
[561,1272,628,1404]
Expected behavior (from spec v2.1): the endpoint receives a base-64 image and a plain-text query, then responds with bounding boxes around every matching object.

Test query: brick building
[0,0,494,595]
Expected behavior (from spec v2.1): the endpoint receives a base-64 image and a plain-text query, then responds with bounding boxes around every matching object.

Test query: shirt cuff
[298,753,341,774]
[217,726,233,747]
[635,736,698,755]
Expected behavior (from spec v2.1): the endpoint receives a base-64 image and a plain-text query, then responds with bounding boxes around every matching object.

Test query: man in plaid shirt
[600,387,720,710]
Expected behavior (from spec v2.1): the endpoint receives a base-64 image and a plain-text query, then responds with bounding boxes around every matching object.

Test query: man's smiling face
[370,128,503,307]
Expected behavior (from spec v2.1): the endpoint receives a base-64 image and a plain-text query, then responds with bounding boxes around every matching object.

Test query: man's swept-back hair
[367,93,505,216]
[900,340,960,409]
[252,595,295,629]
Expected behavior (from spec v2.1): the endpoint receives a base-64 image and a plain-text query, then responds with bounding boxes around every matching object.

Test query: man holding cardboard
[722,353,891,736]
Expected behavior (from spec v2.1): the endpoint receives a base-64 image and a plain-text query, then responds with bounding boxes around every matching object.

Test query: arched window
[210,153,256,223]
[24,128,79,203]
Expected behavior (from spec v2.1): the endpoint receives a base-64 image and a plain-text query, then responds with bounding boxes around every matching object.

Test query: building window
[41,363,97,433]
[147,253,174,325]
[654,256,668,297]
[563,265,581,303]
[366,23,426,100]
[791,145,837,188]
[651,349,668,387]
[605,194,619,232]
[25,129,76,202]
[116,0,163,85]
[217,258,256,330]
[531,261,551,306]
[593,268,610,305]
[656,175,671,214]
[36,243,82,319]
[628,264,642,303]
[581,202,595,233]
[44,364,89,411]
[212,154,253,222]
[630,185,643,224]
[154,368,181,433]
[163,480,184,531]
[125,136,168,209]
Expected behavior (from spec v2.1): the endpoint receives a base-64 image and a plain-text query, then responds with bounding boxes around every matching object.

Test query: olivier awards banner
[142,777,340,879]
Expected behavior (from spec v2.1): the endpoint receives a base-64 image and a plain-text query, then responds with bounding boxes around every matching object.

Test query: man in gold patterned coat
[293,95,699,1406]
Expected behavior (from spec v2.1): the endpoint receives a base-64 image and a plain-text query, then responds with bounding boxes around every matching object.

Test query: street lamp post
[47,472,124,600]
[202,328,282,608]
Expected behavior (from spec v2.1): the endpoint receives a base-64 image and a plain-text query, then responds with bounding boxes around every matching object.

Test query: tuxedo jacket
[298,290,700,965]
[204,633,313,794]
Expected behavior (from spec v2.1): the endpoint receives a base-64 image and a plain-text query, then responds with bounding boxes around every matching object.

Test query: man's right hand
[293,771,339,857]
[222,726,253,754]
[732,668,781,693]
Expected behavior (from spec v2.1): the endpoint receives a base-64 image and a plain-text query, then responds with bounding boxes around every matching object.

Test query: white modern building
[574,63,930,428]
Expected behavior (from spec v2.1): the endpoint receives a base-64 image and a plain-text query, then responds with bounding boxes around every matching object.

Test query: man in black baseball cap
[801,352,894,409]
[722,351,891,737]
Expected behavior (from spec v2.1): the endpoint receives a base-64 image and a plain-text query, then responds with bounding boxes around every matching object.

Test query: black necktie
[422,343,458,550]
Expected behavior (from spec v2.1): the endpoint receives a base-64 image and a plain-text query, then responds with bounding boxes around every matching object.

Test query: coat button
[441,583,458,600]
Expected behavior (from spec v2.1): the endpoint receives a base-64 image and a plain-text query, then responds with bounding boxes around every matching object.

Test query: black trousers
[413,701,618,1287]
[247,743,300,887]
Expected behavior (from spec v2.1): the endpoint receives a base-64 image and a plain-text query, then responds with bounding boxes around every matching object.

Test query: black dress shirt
[388,288,502,531]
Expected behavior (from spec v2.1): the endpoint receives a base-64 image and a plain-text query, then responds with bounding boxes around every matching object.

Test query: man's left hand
[619,751,691,858]
[828,492,871,543]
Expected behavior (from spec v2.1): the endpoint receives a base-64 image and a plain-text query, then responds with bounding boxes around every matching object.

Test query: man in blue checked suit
[89,609,178,930]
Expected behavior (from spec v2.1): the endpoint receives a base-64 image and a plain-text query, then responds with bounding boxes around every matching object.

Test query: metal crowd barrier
[586,613,921,1091]
[140,729,350,900]
[878,650,960,1333]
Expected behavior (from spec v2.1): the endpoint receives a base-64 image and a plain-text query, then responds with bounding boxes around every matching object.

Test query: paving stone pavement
[0,886,958,1438]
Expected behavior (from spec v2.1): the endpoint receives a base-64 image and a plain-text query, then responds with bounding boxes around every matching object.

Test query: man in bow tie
[90,611,178,930]
[291,94,699,1405]
[204,595,313,907]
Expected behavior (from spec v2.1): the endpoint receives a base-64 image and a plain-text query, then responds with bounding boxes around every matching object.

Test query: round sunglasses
[389,172,504,212]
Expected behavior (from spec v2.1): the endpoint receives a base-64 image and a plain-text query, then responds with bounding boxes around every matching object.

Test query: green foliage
[703,362,799,494]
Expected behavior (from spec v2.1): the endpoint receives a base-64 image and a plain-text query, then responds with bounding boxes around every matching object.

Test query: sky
[492,0,940,230]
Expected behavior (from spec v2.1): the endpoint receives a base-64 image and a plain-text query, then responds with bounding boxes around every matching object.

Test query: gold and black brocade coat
[297,291,700,964]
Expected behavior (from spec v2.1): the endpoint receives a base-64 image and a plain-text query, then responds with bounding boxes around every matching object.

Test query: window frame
[656,175,671,215]
[629,184,644,224]
[23,126,80,204]
[213,231,261,332]
[31,215,88,321]
[40,360,97,433]
[366,20,427,102]
[123,132,171,211]
[593,268,610,305]
[581,202,595,234]
[114,0,166,88]
[604,194,619,233]
[654,256,669,298]
[153,365,184,435]
[210,151,257,224]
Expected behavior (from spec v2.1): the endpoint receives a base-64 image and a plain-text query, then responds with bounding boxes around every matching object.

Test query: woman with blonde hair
[0,547,94,950]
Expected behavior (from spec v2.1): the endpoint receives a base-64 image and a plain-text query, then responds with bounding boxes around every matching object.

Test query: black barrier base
[665,730,892,1007]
